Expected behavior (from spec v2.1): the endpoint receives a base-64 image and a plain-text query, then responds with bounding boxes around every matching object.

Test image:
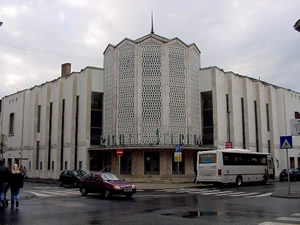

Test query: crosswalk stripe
[47,190,78,195]
[277,217,300,222]
[258,222,297,225]
[214,191,234,196]
[38,190,75,196]
[229,192,258,197]
[259,213,300,225]
[247,192,272,198]
[155,188,272,198]
[25,191,51,197]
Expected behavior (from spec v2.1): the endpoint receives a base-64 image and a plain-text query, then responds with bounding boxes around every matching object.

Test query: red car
[79,172,136,199]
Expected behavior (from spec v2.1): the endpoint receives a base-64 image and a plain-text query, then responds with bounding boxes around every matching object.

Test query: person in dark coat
[0,159,11,208]
[9,164,24,209]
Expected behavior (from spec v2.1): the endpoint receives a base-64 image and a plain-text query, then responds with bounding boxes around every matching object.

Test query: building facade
[1,33,300,182]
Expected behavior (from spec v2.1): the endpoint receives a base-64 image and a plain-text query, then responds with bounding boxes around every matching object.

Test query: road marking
[258,212,300,225]
[155,188,273,198]
[214,191,235,196]
[40,190,74,196]
[277,217,300,222]
[259,222,297,225]
[247,192,272,198]
[229,192,259,197]
[25,191,51,197]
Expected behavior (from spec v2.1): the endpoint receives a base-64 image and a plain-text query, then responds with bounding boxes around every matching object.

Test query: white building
[0,32,299,182]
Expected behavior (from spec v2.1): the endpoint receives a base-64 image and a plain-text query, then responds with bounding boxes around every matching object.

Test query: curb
[271,193,300,199]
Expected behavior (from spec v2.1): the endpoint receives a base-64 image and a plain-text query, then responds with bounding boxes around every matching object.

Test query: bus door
[267,156,275,179]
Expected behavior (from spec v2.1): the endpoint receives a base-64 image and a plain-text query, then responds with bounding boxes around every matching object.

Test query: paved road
[0,182,299,225]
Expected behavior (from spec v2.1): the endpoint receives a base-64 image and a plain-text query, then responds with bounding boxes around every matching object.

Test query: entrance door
[90,151,111,171]
[144,151,160,175]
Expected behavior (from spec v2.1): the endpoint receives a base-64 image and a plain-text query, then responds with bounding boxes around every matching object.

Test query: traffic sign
[280,136,293,149]
[175,145,181,152]
[174,152,182,162]
[116,148,123,156]
[225,142,232,149]
[290,119,300,136]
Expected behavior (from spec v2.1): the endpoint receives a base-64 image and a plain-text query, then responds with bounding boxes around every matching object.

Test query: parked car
[79,172,136,199]
[279,169,300,182]
[59,170,87,187]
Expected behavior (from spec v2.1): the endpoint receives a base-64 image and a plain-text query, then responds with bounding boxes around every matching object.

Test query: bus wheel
[236,176,243,187]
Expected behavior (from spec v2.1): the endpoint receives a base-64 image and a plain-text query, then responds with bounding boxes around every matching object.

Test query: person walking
[0,159,11,208]
[9,164,24,209]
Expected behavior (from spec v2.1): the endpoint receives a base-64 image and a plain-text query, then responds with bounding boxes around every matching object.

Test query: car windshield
[74,170,87,177]
[101,173,119,181]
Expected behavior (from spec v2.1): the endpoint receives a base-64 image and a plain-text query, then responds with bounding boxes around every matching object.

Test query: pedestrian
[0,159,11,208]
[193,166,197,184]
[9,164,24,209]
[23,166,27,178]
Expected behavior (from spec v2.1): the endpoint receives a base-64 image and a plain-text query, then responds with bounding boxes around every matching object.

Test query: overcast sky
[0,0,299,98]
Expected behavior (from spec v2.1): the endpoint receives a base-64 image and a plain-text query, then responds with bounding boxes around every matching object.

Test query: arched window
[9,113,14,135]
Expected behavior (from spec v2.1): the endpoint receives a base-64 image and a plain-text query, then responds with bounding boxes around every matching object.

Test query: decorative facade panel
[117,43,135,144]
[141,40,162,144]
[169,42,186,141]
[190,49,201,137]
[104,50,114,136]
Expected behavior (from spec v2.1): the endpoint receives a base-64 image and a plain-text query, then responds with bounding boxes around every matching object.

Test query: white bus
[196,149,275,186]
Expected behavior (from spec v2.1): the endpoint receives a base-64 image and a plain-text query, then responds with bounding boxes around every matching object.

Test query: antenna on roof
[151,10,154,34]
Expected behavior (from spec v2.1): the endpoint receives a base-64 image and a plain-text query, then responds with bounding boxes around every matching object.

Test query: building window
[241,98,246,149]
[48,102,53,170]
[65,161,68,170]
[144,151,160,175]
[266,104,270,132]
[74,96,79,170]
[79,161,82,170]
[201,91,213,145]
[172,151,185,174]
[121,152,132,174]
[40,161,43,170]
[37,105,41,133]
[60,99,65,170]
[290,157,295,169]
[90,92,103,145]
[268,140,271,153]
[36,141,40,170]
[9,113,15,135]
[226,94,231,142]
[254,101,259,152]
[52,161,55,171]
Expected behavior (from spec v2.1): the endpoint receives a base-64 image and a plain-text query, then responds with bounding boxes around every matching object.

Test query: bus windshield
[199,154,216,164]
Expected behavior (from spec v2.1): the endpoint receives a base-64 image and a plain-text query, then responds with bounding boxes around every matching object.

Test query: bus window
[199,154,216,164]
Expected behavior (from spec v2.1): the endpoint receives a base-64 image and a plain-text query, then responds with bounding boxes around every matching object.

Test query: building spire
[151,11,154,34]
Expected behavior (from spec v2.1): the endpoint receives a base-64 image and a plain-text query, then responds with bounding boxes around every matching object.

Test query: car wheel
[236,176,243,187]
[81,187,87,196]
[104,190,111,199]
[126,193,133,199]
[59,180,63,187]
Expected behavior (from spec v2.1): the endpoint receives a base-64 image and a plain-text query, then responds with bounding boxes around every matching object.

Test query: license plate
[124,189,132,192]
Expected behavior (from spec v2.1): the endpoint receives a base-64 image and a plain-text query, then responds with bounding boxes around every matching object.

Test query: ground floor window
[172,151,185,174]
[121,152,132,174]
[90,151,111,171]
[144,151,160,175]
